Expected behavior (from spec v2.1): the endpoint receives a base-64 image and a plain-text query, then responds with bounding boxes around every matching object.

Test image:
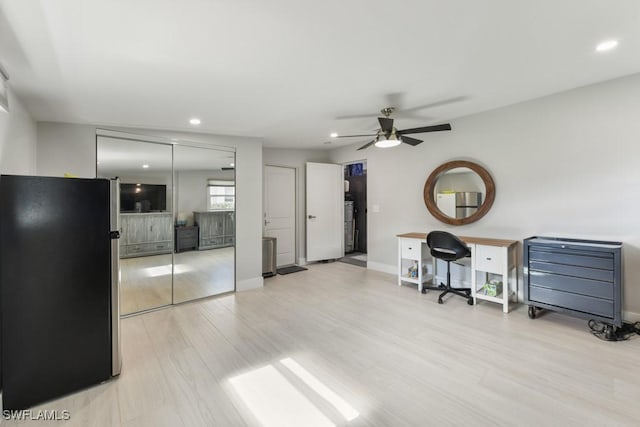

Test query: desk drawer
[400,239,422,260]
[475,245,505,274]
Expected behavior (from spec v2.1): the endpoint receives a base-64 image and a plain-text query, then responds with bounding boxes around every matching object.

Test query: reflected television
[120,184,166,212]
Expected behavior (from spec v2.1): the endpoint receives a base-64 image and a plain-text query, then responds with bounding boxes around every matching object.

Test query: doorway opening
[340,161,367,268]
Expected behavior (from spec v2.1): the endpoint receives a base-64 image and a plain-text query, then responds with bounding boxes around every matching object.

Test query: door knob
[308,215,317,219]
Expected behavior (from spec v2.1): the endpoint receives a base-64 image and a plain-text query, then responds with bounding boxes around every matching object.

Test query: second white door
[306,162,343,262]
[264,166,296,266]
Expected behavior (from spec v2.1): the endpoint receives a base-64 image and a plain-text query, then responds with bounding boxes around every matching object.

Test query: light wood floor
[5,262,640,426]
[120,247,234,315]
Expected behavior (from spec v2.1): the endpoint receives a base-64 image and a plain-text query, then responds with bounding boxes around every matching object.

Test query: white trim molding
[237,276,263,292]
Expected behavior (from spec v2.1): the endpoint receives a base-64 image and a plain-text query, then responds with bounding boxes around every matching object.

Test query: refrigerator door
[0,175,113,410]
[110,179,122,376]
[455,192,482,207]
[456,207,478,218]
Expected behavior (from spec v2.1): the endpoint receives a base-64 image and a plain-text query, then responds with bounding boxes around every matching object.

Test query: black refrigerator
[0,175,121,410]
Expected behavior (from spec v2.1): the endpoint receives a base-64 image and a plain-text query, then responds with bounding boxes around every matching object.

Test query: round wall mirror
[423,160,495,225]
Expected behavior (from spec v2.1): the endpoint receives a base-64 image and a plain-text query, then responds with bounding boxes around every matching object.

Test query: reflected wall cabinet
[194,211,235,249]
[120,212,173,257]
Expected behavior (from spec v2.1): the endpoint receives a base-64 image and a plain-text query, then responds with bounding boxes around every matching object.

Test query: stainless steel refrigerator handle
[110,179,122,376]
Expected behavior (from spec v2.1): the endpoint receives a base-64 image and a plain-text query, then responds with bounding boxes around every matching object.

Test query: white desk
[397,233,519,313]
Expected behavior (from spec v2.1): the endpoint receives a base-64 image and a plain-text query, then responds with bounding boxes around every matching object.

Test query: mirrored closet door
[97,136,174,315]
[97,132,236,316]
[173,144,235,303]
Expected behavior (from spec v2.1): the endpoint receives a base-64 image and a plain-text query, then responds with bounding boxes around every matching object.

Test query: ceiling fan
[332,107,452,150]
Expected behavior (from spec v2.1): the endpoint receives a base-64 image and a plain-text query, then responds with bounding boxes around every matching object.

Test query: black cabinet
[524,236,623,326]
[175,226,198,252]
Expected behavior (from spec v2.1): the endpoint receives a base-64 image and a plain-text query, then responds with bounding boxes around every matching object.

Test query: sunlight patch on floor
[143,263,193,277]
[280,357,359,421]
[229,365,334,427]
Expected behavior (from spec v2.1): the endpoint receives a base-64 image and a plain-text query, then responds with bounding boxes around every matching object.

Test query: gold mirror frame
[423,160,495,226]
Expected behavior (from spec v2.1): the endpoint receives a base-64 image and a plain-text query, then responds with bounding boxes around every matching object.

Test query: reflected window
[207,180,235,210]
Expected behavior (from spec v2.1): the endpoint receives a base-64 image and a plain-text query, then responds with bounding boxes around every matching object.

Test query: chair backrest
[426,231,471,261]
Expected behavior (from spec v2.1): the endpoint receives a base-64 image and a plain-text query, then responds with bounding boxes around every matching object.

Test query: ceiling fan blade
[335,112,379,120]
[378,117,394,134]
[399,96,468,113]
[400,136,423,146]
[357,139,376,151]
[392,111,433,121]
[333,133,378,138]
[398,123,452,134]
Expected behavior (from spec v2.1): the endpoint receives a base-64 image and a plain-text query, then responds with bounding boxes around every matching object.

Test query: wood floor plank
[4,261,640,426]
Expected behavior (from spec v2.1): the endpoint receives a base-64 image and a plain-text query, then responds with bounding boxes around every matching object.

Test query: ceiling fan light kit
[374,135,402,148]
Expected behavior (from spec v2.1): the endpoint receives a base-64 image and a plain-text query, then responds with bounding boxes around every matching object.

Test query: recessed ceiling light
[189,118,201,125]
[330,132,338,138]
[595,39,618,52]
[136,183,141,186]
[142,164,149,169]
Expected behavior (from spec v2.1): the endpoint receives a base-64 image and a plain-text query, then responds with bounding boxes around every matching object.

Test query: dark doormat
[277,265,308,275]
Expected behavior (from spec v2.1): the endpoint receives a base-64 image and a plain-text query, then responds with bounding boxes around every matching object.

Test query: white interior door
[264,166,296,266]
[306,162,343,262]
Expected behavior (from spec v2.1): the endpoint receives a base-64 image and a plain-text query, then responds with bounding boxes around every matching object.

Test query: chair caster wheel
[438,298,443,304]
[467,297,474,305]
[421,288,426,294]
[528,306,537,319]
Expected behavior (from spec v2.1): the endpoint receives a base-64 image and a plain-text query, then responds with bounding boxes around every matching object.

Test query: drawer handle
[408,247,412,250]
[486,257,492,261]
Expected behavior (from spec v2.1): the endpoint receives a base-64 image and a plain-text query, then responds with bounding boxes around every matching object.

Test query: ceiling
[1,0,639,149]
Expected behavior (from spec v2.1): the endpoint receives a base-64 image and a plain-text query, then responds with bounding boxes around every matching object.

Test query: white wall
[262,148,331,263]
[37,123,264,291]
[37,123,95,177]
[0,87,37,174]
[328,73,640,321]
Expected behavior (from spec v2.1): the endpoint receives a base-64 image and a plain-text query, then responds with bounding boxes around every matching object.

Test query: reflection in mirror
[173,144,235,303]
[434,167,486,219]
[97,136,173,315]
[423,160,495,226]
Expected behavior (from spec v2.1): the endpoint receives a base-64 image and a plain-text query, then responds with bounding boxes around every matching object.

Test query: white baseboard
[237,276,263,291]
[624,310,640,323]
[367,261,396,275]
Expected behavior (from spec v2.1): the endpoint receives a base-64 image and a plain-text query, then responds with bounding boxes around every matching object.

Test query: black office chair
[421,231,474,305]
